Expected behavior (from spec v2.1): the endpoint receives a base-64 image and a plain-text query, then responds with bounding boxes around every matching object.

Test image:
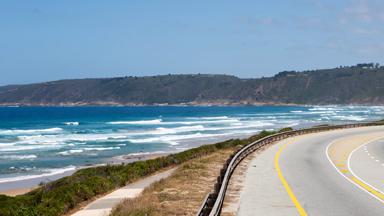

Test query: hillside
[1,65,384,105]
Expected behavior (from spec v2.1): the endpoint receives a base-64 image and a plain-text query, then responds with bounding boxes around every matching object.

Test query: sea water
[0,105,383,183]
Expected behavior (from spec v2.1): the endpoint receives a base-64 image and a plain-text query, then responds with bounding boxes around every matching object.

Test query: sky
[0,0,383,85]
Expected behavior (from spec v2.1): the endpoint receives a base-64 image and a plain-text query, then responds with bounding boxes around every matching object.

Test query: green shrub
[278,127,294,132]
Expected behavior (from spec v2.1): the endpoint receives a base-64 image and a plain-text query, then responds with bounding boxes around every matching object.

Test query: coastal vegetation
[1,64,384,105]
[0,130,276,216]
[111,148,236,216]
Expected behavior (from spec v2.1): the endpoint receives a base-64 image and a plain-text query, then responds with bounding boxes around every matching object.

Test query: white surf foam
[1,132,129,152]
[333,115,366,121]
[57,149,84,156]
[0,128,63,135]
[108,118,239,126]
[122,121,272,138]
[64,122,79,126]
[0,145,58,152]
[58,146,121,156]
[128,133,230,145]
[83,147,120,151]
[16,133,128,145]
[170,119,240,125]
[154,125,205,134]
[124,125,206,136]
[0,154,37,160]
[0,165,76,183]
[186,116,230,120]
[16,134,66,146]
[108,119,162,125]
[308,106,342,112]
[290,110,303,113]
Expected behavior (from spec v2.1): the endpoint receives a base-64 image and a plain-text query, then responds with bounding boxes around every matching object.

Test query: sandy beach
[0,187,38,196]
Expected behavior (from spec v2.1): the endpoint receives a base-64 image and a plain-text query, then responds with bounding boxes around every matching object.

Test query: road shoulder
[236,137,299,216]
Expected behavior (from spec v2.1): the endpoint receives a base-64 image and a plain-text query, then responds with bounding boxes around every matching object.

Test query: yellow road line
[327,135,384,203]
[274,141,308,216]
[352,177,384,200]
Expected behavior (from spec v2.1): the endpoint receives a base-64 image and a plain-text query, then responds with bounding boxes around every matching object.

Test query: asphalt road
[238,126,384,216]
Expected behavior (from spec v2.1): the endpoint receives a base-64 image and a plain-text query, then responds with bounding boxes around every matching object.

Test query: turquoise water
[0,105,383,182]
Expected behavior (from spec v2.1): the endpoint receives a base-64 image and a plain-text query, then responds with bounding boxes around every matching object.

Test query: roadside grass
[0,130,277,216]
[111,148,237,216]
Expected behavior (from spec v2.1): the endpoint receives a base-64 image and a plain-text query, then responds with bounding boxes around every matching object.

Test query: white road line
[325,136,384,205]
[347,136,384,202]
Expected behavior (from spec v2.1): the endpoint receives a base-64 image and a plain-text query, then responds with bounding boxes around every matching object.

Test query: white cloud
[345,0,372,22]
[341,0,384,23]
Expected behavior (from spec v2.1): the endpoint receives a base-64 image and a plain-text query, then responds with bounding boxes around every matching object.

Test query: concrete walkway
[72,168,176,216]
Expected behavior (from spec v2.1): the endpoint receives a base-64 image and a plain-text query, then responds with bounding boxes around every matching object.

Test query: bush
[278,127,294,132]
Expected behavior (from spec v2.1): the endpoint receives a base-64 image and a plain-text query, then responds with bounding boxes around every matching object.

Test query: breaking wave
[57,147,121,156]
[64,122,79,126]
[0,154,37,160]
[108,119,162,125]
[0,128,63,135]
[0,166,76,183]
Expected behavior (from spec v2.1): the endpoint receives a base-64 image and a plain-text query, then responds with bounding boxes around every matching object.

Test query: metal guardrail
[196,122,384,216]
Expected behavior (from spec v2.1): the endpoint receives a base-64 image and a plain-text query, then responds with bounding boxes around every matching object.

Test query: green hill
[1,64,384,105]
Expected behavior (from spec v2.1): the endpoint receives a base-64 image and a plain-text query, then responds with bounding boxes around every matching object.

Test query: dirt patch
[111,148,238,216]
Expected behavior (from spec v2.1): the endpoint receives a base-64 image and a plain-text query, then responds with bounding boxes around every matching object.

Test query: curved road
[238,126,384,216]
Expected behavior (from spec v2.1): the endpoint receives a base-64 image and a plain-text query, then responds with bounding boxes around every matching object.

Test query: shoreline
[1,102,382,107]
[0,152,171,197]
[0,122,336,196]
[0,119,365,197]
[0,134,256,197]
[0,131,271,197]
[0,102,306,107]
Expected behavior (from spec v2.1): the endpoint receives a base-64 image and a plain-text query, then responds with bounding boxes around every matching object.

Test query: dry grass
[111,147,237,216]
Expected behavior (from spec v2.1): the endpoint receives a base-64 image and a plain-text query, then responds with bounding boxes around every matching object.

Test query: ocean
[0,105,383,184]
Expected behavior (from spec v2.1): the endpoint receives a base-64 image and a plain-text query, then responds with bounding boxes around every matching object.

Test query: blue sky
[1,0,383,85]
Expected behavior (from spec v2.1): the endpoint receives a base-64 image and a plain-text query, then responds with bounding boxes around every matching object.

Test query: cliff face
[1,67,384,105]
